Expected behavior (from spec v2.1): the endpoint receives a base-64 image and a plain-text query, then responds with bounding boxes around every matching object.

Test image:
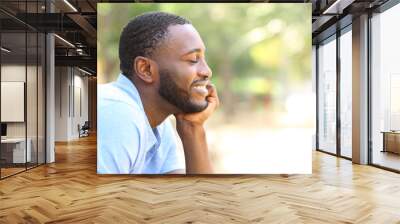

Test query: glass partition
[26,0,43,169]
[27,31,38,169]
[0,1,46,179]
[1,30,28,178]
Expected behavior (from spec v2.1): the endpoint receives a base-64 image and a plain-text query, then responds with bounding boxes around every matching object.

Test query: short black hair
[119,11,191,77]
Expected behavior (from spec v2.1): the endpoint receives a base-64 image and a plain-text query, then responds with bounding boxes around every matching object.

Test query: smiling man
[98,12,218,174]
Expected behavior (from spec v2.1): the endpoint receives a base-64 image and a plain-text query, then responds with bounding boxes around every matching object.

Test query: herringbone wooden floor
[1,135,400,223]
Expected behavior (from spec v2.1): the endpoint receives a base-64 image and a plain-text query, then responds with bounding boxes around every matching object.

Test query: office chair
[79,121,90,138]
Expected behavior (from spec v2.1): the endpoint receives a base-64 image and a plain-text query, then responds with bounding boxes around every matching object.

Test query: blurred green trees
[98,3,311,118]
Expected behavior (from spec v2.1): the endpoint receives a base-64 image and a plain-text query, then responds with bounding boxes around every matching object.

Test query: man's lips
[192,80,209,96]
[192,80,209,87]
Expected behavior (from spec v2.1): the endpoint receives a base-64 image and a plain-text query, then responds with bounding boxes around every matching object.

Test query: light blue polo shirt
[97,74,184,174]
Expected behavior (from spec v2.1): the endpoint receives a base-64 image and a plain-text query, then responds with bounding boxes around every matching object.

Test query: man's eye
[188,56,200,64]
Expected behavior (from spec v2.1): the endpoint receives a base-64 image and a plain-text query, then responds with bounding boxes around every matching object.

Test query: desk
[381,131,400,154]
[1,138,31,163]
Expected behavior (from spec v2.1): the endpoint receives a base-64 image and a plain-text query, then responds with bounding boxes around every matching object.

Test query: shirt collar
[115,74,160,151]
[115,74,143,109]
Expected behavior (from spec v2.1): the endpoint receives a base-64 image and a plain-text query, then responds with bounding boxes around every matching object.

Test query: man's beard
[158,69,208,113]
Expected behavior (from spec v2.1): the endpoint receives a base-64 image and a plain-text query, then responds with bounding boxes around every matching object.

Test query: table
[381,131,400,154]
[1,138,31,163]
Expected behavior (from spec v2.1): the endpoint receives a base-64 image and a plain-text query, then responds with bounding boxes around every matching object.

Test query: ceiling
[0,0,98,75]
[0,0,394,75]
[312,0,390,43]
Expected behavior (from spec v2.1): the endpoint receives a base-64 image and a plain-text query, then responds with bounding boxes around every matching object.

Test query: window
[317,36,337,154]
[371,2,400,171]
[339,28,352,158]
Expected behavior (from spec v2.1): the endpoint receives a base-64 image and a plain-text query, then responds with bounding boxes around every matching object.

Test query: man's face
[154,24,212,113]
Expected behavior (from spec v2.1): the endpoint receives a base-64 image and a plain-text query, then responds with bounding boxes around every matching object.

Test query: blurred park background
[98,3,314,174]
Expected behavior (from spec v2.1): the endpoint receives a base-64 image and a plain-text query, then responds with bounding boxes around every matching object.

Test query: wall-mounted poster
[97,3,312,174]
[1,81,25,122]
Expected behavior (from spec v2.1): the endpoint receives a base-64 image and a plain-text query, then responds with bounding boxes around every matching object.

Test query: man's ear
[133,56,157,84]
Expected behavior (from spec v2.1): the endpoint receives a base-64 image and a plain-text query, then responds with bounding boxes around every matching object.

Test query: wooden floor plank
[0,135,400,223]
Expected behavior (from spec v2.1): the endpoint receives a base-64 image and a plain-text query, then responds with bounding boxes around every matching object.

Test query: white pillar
[352,14,369,164]
[46,1,55,163]
[46,33,55,163]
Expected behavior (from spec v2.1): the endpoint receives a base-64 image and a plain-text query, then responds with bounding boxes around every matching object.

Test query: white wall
[55,67,89,141]
[55,66,69,141]
[72,73,89,138]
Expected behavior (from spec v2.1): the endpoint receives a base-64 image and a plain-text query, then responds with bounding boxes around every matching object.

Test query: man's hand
[173,84,219,174]
[174,84,219,126]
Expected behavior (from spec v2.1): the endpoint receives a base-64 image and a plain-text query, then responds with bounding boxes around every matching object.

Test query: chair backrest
[82,121,90,129]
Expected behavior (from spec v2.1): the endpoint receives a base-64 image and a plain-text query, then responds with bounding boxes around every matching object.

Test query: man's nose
[198,60,212,79]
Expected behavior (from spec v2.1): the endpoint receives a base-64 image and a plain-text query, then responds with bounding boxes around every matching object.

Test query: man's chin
[182,101,208,113]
